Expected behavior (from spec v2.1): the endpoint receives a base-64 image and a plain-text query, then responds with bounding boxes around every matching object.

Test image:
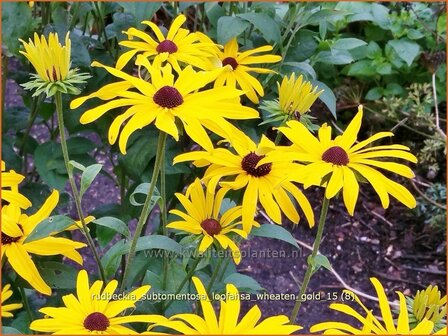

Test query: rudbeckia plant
[4,3,444,335]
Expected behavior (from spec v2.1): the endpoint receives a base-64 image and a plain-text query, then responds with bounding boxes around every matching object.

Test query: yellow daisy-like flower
[210,38,282,104]
[310,277,447,335]
[71,57,258,154]
[1,161,32,209]
[19,32,90,97]
[117,14,219,72]
[168,178,255,264]
[260,73,323,129]
[174,130,314,232]
[273,105,417,215]
[1,284,23,318]
[277,73,323,116]
[1,190,86,295]
[151,276,301,334]
[30,270,166,334]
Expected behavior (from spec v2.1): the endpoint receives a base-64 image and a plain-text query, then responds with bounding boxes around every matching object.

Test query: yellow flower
[71,57,258,154]
[210,38,281,103]
[277,73,323,116]
[117,14,219,72]
[1,190,86,295]
[310,277,447,335]
[1,161,32,209]
[30,270,166,334]
[408,285,446,331]
[174,130,314,232]
[168,178,254,264]
[19,32,90,97]
[273,105,417,215]
[150,276,301,334]
[1,284,23,318]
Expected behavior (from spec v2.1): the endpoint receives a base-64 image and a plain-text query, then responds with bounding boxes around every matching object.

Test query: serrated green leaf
[388,39,420,66]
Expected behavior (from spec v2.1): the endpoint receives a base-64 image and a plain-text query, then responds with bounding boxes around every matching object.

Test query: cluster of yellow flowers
[4,14,444,335]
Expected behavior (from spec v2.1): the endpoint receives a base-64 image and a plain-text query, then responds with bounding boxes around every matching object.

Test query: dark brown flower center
[222,57,238,70]
[322,146,349,166]
[200,219,221,236]
[1,224,23,245]
[83,312,110,331]
[242,152,272,177]
[156,39,178,54]
[153,86,184,108]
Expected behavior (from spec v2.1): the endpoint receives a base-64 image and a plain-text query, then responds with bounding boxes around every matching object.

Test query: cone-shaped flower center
[156,40,178,54]
[84,312,110,331]
[200,218,221,236]
[222,57,238,70]
[242,152,272,177]
[322,146,349,166]
[153,86,184,108]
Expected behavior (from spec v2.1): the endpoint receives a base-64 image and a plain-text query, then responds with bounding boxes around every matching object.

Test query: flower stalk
[120,132,167,291]
[55,91,106,282]
[290,196,330,322]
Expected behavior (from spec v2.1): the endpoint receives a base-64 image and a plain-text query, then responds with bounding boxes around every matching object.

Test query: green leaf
[332,38,367,50]
[80,164,102,199]
[437,14,446,35]
[384,83,405,97]
[347,60,376,77]
[118,130,158,180]
[311,80,337,119]
[376,62,392,75]
[366,41,382,59]
[129,182,161,207]
[217,16,250,45]
[93,217,130,237]
[310,254,332,272]
[205,2,226,27]
[38,261,78,289]
[251,224,299,249]
[24,215,75,243]
[2,327,23,335]
[101,236,183,278]
[315,50,354,65]
[282,62,316,79]
[237,13,281,43]
[387,39,420,66]
[105,12,136,41]
[224,273,264,292]
[2,2,34,55]
[365,87,383,100]
[118,2,161,29]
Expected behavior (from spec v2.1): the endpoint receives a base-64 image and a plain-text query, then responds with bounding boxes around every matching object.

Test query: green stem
[18,286,34,333]
[120,132,167,291]
[92,1,114,59]
[206,255,224,296]
[160,148,169,290]
[164,256,202,311]
[55,92,106,282]
[289,196,330,323]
